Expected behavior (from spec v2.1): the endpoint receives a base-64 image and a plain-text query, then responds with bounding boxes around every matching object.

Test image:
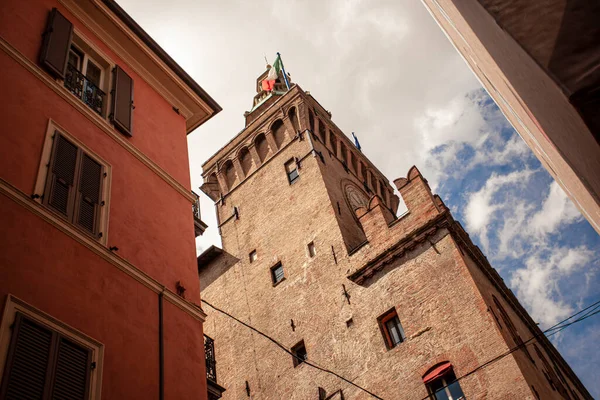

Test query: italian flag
[261,54,283,91]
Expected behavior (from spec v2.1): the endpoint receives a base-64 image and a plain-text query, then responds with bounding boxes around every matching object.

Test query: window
[291,340,307,367]
[65,43,108,116]
[307,242,316,258]
[424,365,465,400]
[270,262,285,286]
[378,308,406,349]
[39,9,134,136]
[249,250,257,263]
[0,296,102,399]
[285,159,299,185]
[39,130,107,239]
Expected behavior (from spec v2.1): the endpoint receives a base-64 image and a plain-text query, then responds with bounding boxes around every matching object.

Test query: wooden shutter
[50,337,92,400]
[111,65,134,136]
[0,313,53,399]
[40,8,73,78]
[46,133,79,217]
[75,154,103,235]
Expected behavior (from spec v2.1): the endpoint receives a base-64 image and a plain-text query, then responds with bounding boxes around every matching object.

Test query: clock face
[345,182,369,212]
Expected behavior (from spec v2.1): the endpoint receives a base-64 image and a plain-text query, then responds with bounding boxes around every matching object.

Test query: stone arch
[271,119,286,149]
[238,146,253,175]
[288,106,300,134]
[254,133,270,162]
[223,159,237,189]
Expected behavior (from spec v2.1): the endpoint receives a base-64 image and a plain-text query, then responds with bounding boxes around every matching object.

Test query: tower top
[245,56,293,125]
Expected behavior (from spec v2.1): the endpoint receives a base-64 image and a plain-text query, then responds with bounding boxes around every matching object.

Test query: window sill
[272,277,286,287]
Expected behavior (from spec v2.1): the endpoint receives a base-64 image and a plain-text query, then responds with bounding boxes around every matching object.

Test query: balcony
[205,335,226,400]
[193,191,207,237]
[64,63,105,116]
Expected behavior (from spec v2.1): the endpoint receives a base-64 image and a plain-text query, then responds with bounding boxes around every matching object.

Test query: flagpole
[277,52,291,90]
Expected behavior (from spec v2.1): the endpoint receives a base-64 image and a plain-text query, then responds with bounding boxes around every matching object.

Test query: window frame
[284,158,300,185]
[0,295,103,400]
[377,308,406,349]
[426,369,465,400]
[34,120,112,245]
[62,31,114,119]
[249,250,257,263]
[270,262,285,286]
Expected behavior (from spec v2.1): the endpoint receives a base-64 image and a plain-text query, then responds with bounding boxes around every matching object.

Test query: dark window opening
[308,242,316,258]
[285,159,299,185]
[346,318,354,328]
[291,340,307,367]
[270,262,284,286]
[378,308,406,349]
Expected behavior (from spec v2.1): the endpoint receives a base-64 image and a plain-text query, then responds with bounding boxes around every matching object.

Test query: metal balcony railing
[204,334,217,383]
[64,63,105,116]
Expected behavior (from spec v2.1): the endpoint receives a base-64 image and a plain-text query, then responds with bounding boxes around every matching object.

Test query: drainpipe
[159,289,164,400]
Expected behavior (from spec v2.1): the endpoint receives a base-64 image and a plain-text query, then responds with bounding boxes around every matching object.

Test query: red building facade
[0,1,220,398]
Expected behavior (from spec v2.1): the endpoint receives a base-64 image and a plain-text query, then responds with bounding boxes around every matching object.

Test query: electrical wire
[416,297,600,400]
[201,299,384,400]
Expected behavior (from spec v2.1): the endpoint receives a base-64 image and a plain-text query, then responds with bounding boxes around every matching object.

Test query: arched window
[288,107,299,134]
[329,132,338,156]
[271,119,286,149]
[340,142,348,164]
[223,160,237,189]
[318,119,326,143]
[239,147,252,176]
[255,133,269,162]
[423,362,465,400]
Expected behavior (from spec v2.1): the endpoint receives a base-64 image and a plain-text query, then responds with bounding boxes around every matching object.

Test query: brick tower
[197,66,591,399]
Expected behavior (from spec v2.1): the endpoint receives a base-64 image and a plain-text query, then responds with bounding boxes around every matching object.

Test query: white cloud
[463,169,534,251]
[511,247,594,328]
[529,181,582,238]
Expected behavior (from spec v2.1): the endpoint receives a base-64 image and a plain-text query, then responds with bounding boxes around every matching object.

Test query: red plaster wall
[0,0,208,398]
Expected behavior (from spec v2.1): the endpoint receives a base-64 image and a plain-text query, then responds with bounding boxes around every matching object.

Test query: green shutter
[46,133,79,217]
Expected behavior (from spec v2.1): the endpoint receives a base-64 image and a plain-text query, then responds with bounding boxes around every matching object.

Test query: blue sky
[425,89,600,396]
[119,0,600,396]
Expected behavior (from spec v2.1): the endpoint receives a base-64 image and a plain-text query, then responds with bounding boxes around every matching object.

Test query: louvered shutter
[50,337,91,400]
[40,8,73,78]
[46,133,79,217]
[111,65,134,136]
[0,313,53,399]
[75,154,103,235]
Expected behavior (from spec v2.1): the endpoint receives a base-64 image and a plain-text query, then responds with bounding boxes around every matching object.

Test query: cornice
[0,178,206,322]
[0,35,196,204]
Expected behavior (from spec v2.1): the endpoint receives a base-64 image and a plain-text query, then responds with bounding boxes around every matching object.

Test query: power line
[201,299,384,400]
[417,297,600,400]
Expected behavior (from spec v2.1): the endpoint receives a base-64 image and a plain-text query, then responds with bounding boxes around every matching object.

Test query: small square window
[270,262,285,286]
[285,159,300,185]
[249,250,257,263]
[378,308,406,349]
[307,242,316,258]
[291,340,307,367]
